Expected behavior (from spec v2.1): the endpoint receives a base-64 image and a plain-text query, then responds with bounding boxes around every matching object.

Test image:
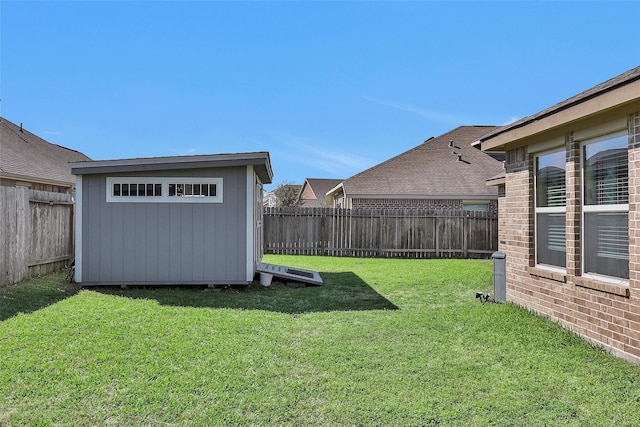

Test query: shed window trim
[106,177,223,203]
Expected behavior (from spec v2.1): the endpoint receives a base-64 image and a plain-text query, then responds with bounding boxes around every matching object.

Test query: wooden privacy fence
[264,207,498,258]
[0,187,74,285]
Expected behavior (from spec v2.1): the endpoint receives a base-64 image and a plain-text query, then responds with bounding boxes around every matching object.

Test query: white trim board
[74,175,83,283]
[246,166,255,282]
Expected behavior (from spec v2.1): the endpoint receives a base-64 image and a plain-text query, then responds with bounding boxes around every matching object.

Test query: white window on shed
[107,177,223,203]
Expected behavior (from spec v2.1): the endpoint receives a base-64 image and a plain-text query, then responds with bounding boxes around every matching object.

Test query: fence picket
[263,207,497,259]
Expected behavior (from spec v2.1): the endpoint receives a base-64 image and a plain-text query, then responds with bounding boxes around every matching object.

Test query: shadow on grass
[0,273,82,321]
[93,271,399,314]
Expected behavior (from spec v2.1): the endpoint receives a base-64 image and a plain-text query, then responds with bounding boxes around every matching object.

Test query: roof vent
[448,140,454,147]
[457,154,462,162]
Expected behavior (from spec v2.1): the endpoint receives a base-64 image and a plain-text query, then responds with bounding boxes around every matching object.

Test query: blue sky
[1,1,639,190]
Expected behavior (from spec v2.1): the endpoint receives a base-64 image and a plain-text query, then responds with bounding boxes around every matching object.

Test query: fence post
[17,187,29,282]
[377,209,382,257]
[463,212,468,258]
[435,212,440,258]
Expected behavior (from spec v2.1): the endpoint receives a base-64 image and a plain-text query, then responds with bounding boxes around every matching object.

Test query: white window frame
[534,148,567,269]
[106,177,223,203]
[580,130,628,282]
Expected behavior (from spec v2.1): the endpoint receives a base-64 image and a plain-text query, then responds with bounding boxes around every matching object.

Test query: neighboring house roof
[70,152,273,184]
[330,126,503,200]
[283,184,302,192]
[481,65,640,150]
[0,117,91,187]
[299,178,343,207]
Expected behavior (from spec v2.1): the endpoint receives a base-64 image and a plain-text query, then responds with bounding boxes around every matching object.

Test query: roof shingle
[341,126,504,198]
[1,117,91,186]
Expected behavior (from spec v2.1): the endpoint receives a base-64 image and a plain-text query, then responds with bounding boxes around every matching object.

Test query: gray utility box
[491,251,506,302]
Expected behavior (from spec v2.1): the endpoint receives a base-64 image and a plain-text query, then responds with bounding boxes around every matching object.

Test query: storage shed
[70,152,273,286]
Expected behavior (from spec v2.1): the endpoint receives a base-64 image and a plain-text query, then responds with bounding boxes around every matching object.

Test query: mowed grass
[1,255,640,426]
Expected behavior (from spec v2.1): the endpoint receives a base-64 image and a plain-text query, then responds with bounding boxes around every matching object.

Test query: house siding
[500,112,640,363]
[300,184,316,206]
[79,166,248,285]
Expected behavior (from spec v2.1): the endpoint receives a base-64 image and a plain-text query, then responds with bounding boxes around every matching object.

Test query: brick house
[326,126,504,212]
[480,65,640,363]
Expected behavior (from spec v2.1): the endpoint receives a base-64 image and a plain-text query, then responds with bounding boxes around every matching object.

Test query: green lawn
[1,255,639,426]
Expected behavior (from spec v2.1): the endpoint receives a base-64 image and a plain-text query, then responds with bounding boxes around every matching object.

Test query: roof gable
[301,178,344,199]
[298,178,344,207]
[340,126,504,198]
[0,117,91,186]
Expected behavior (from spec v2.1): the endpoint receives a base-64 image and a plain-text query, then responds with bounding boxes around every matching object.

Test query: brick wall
[352,198,498,213]
[501,112,640,364]
[627,112,640,360]
[501,150,534,307]
[352,198,462,210]
[565,132,581,278]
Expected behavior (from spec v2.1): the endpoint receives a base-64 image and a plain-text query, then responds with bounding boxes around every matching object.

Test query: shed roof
[70,152,273,184]
[333,126,503,199]
[0,117,91,187]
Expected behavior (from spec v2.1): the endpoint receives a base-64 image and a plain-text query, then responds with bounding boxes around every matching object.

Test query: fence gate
[1,187,74,285]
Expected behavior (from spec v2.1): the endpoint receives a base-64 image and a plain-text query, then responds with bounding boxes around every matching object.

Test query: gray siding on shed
[80,167,248,284]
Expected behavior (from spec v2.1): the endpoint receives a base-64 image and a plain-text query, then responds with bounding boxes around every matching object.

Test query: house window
[462,202,489,212]
[535,149,566,268]
[107,177,223,203]
[582,131,628,280]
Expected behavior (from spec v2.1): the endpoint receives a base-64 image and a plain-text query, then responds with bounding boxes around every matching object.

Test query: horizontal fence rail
[263,207,498,259]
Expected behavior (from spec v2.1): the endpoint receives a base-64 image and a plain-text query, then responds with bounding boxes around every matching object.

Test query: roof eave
[482,79,640,151]
[325,182,345,197]
[486,177,506,187]
[0,171,74,188]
